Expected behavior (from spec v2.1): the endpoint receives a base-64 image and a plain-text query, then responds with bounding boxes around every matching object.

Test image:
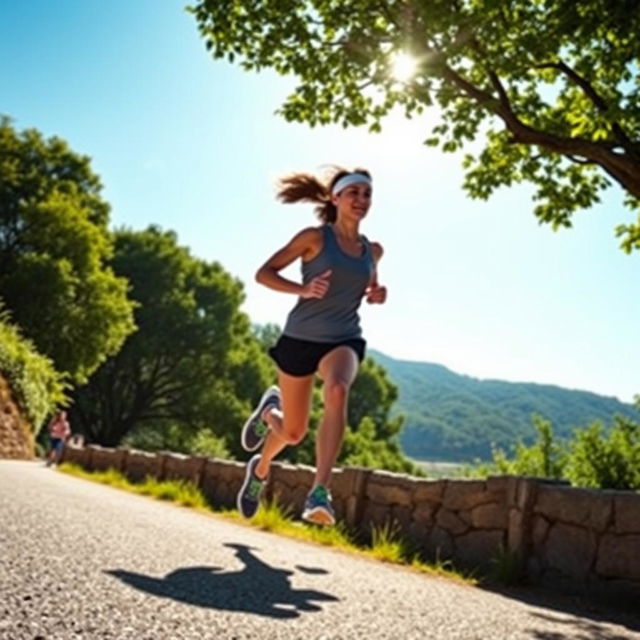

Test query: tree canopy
[191,1,640,251]
[0,117,135,383]
[70,226,274,450]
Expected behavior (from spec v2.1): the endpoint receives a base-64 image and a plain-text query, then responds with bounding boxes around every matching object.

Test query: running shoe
[302,485,335,526]
[240,385,281,451]
[236,454,266,519]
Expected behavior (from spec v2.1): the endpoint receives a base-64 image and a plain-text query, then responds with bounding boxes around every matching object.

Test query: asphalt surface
[2,460,639,640]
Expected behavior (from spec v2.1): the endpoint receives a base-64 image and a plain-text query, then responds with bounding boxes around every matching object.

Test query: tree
[191,1,640,251]
[0,117,135,383]
[70,226,273,449]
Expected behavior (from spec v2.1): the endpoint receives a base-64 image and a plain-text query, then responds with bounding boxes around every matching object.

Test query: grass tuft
[252,496,294,531]
[489,544,524,586]
[369,520,409,564]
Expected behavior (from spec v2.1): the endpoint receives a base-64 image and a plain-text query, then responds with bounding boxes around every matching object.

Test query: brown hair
[276,167,372,223]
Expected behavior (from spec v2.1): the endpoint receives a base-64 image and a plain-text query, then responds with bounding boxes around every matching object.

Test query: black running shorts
[268,335,366,377]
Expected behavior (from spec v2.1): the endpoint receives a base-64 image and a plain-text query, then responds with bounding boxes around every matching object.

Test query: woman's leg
[314,346,360,488]
[254,369,315,479]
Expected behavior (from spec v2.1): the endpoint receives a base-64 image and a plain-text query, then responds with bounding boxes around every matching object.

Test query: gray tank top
[283,224,375,342]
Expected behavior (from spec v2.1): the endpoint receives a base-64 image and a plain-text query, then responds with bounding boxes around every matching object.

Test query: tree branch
[437,60,640,199]
[536,60,639,160]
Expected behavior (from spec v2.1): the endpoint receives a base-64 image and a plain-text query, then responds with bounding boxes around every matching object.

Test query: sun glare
[390,52,418,82]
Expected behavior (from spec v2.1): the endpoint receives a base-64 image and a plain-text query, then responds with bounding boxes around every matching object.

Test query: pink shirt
[49,415,70,440]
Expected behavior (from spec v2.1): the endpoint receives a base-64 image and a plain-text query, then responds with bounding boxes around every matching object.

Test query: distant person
[46,410,71,466]
[237,167,387,526]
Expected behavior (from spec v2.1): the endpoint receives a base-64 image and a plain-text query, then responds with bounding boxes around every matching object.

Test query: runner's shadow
[106,542,338,619]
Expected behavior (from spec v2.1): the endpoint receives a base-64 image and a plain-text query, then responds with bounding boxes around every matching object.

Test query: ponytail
[276,167,371,223]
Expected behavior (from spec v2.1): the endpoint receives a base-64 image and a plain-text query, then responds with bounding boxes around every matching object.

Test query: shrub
[0,312,67,433]
[564,416,640,491]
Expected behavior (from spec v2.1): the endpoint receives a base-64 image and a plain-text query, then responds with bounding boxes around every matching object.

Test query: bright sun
[390,52,418,82]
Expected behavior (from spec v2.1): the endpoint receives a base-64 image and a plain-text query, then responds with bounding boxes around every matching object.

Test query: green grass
[57,462,475,585]
[489,545,524,586]
[369,520,410,563]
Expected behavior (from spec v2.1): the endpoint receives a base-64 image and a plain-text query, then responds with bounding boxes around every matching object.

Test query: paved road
[2,460,639,640]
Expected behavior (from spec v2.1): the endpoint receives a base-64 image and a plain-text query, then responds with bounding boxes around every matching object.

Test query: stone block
[614,494,640,534]
[325,468,349,500]
[61,445,87,467]
[366,477,413,507]
[407,522,430,551]
[442,480,492,511]
[125,450,161,484]
[162,452,198,483]
[271,480,290,502]
[112,449,129,473]
[531,515,550,552]
[413,479,446,503]
[513,478,540,511]
[428,526,454,559]
[486,475,510,495]
[288,465,316,489]
[436,508,469,536]
[333,496,346,521]
[391,504,413,531]
[361,501,392,532]
[535,485,612,532]
[543,522,597,580]
[507,508,525,554]
[213,459,245,484]
[212,480,234,509]
[90,446,120,472]
[596,534,640,580]
[412,501,436,526]
[470,503,508,530]
[269,463,297,490]
[341,467,372,528]
[199,465,218,506]
[454,529,504,569]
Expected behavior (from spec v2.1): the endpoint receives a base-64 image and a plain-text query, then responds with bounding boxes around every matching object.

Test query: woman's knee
[283,427,307,446]
[280,417,308,445]
[323,378,351,406]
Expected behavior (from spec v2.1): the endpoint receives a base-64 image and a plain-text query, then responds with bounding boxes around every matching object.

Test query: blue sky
[2,1,638,402]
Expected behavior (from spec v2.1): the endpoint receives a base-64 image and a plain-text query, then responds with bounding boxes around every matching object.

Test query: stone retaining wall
[61,444,640,602]
[0,375,33,459]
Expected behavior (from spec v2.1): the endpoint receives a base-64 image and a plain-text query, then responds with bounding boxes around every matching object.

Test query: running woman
[236,167,387,526]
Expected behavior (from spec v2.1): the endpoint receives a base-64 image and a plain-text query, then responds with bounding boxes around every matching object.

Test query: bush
[0,313,67,433]
[564,416,640,491]
[467,411,640,491]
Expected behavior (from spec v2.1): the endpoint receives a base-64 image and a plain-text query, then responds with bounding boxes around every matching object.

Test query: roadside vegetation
[57,462,474,585]
[464,412,640,492]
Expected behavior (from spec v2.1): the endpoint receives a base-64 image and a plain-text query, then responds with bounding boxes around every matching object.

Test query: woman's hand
[365,282,387,304]
[301,269,332,299]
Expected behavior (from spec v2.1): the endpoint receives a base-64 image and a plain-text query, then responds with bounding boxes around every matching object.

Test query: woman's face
[332,182,372,222]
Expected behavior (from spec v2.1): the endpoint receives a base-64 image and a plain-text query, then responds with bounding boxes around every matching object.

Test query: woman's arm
[366,241,387,304]
[256,227,330,299]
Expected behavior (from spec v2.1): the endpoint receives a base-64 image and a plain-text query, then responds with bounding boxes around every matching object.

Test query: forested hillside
[370,350,640,462]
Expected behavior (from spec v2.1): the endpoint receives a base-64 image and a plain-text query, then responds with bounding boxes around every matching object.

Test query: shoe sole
[302,507,335,527]
[240,387,280,452]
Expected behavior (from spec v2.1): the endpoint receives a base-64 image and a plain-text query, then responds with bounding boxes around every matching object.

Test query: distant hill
[369,349,640,463]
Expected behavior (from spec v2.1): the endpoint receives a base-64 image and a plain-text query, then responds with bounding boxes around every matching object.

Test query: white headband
[331,173,372,196]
